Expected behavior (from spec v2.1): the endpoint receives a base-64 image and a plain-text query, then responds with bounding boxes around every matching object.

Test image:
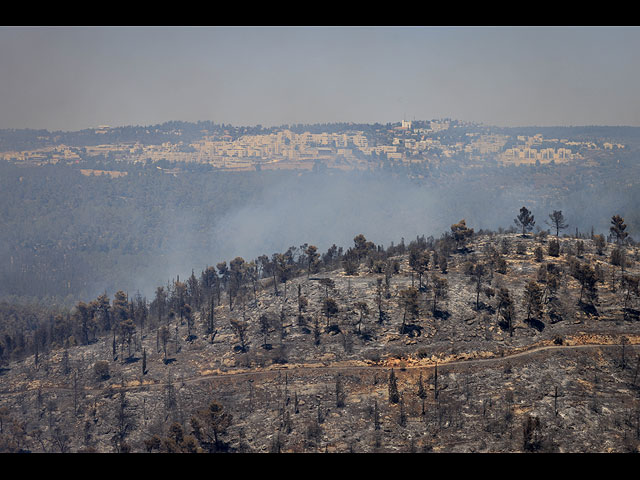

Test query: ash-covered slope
[1,230,640,452]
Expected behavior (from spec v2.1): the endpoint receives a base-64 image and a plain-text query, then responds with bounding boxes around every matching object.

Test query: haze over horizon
[2,26,640,131]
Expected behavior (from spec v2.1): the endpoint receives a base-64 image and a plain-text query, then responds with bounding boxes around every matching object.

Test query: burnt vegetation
[1,211,640,453]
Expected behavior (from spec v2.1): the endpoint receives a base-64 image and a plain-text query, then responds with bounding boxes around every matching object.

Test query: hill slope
[1,231,640,452]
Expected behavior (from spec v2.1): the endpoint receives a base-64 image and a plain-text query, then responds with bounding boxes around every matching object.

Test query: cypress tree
[389,369,400,404]
[142,348,147,375]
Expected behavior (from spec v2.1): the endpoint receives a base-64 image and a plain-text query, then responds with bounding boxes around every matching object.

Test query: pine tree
[593,234,606,255]
[450,219,474,250]
[497,288,515,336]
[514,206,536,236]
[523,281,544,323]
[610,215,628,245]
[305,245,320,277]
[431,275,449,314]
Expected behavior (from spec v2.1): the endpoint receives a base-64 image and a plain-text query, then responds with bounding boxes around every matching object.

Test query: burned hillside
[1,219,640,452]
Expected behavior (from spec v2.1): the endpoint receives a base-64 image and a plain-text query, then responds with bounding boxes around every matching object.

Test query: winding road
[1,336,637,397]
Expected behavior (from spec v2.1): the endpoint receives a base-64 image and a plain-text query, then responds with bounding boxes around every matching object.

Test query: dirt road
[2,337,636,397]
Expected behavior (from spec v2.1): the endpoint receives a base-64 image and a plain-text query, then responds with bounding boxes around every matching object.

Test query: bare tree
[546,210,568,237]
[375,278,387,323]
[353,301,370,335]
[112,390,136,453]
[467,262,487,310]
[159,325,170,362]
[230,318,249,352]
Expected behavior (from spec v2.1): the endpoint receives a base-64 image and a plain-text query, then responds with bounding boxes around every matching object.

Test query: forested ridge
[0,161,288,302]
[3,157,640,306]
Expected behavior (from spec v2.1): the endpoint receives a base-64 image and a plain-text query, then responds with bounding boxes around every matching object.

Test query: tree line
[1,206,636,368]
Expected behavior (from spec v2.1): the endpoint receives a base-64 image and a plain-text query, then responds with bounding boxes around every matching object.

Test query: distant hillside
[3,120,640,152]
[2,156,640,306]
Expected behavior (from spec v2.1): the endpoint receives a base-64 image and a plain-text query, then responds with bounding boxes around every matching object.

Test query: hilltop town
[0,119,627,173]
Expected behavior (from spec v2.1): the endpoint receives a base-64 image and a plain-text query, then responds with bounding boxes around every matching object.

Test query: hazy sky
[2,26,640,131]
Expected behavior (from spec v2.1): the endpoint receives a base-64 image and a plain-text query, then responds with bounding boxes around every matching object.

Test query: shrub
[496,257,508,274]
[534,246,544,262]
[93,361,110,380]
